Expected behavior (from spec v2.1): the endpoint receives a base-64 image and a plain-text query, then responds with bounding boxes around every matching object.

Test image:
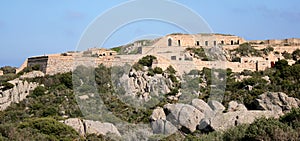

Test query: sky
[0,0,300,67]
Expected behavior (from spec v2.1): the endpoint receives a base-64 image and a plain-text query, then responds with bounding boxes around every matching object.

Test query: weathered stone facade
[18,34,300,75]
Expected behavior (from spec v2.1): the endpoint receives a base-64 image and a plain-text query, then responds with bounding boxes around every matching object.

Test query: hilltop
[0,33,300,140]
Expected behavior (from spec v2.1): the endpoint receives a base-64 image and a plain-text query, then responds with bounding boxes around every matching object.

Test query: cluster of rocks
[0,78,39,111]
[150,92,300,135]
[119,69,180,101]
[62,118,121,137]
[20,71,45,79]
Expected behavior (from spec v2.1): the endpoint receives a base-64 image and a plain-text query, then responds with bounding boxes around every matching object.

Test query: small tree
[292,49,300,61]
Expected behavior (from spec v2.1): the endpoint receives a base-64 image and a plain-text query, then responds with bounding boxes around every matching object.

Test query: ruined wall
[0,70,3,76]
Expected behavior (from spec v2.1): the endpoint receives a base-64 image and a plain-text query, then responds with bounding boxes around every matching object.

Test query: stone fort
[16,33,300,75]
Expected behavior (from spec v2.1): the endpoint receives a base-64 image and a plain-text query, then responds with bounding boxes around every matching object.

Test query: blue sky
[0,0,300,67]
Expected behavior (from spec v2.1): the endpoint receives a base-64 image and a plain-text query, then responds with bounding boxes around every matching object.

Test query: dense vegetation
[1,52,300,140]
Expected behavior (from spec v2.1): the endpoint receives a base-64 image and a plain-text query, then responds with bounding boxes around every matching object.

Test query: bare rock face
[209,110,279,131]
[63,118,85,136]
[228,101,247,112]
[84,120,121,137]
[254,92,300,114]
[150,107,166,121]
[191,99,213,117]
[151,119,177,135]
[0,79,39,111]
[164,103,204,133]
[208,100,225,113]
[62,118,121,137]
[20,71,45,79]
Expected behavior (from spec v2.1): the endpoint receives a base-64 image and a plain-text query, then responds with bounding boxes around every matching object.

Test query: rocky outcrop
[150,93,299,134]
[163,103,204,133]
[191,99,213,117]
[227,101,247,112]
[118,69,177,101]
[209,110,278,131]
[62,118,121,137]
[151,119,177,135]
[63,118,85,136]
[150,107,166,121]
[0,79,39,111]
[254,92,300,115]
[84,120,121,137]
[20,71,45,79]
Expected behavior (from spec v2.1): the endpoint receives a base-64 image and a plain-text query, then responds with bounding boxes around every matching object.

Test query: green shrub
[147,69,155,76]
[244,118,298,141]
[153,67,163,74]
[280,108,300,129]
[165,65,176,74]
[31,86,46,97]
[138,55,157,67]
[0,66,16,74]
[19,117,79,140]
[1,82,14,91]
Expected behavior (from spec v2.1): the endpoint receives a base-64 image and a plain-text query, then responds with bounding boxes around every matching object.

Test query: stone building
[17,34,300,75]
[153,33,245,47]
[0,70,3,76]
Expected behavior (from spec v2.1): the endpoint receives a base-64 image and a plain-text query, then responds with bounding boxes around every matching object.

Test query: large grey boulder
[83,120,121,137]
[62,118,85,136]
[210,110,279,131]
[227,101,247,112]
[151,119,177,135]
[191,99,214,118]
[62,119,121,137]
[164,103,204,133]
[208,100,225,113]
[254,92,300,114]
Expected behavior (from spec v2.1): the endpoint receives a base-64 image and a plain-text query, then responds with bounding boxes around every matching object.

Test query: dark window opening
[237,40,240,45]
[205,41,208,46]
[178,40,181,46]
[196,41,200,46]
[214,41,217,46]
[231,40,234,45]
[171,56,176,60]
[168,38,172,46]
[221,40,224,45]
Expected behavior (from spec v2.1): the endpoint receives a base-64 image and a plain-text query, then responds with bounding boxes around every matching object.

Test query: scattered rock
[150,107,166,121]
[164,103,204,133]
[210,110,279,131]
[84,120,121,137]
[227,101,247,112]
[191,99,213,117]
[254,92,300,114]
[151,119,177,135]
[63,118,85,136]
[208,100,225,113]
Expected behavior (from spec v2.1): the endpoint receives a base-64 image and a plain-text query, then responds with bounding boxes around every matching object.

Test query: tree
[138,55,157,67]
[292,49,300,61]
[0,66,16,74]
